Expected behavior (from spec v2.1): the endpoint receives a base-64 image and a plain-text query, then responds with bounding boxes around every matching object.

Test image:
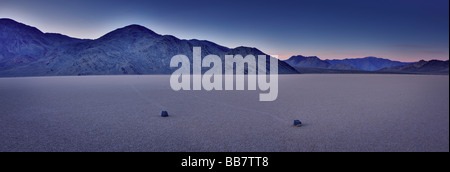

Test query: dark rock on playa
[294,120,302,127]
[161,111,169,117]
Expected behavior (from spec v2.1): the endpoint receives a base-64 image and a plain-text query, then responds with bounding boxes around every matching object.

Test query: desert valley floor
[0,74,448,152]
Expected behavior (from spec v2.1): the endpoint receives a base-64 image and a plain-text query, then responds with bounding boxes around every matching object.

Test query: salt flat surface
[0,74,448,152]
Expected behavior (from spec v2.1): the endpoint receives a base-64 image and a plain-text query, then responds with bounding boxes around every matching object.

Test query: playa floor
[0,74,448,152]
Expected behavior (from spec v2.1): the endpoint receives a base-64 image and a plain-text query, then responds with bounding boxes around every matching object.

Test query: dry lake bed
[0,74,448,152]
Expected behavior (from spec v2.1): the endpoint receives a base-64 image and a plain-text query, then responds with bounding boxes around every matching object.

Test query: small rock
[294,120,302,127]
[161,111,169,117]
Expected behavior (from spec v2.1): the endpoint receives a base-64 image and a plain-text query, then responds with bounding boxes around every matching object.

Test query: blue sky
[0,0,448,61]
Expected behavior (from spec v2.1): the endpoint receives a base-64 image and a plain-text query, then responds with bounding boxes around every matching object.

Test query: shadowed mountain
[284,55,330,68]
[0,19,298,77]
[326,57,410,71]
[283,55,362,73]
[283,55,447,74]
[378,60,449,74]
[0,19,88,70]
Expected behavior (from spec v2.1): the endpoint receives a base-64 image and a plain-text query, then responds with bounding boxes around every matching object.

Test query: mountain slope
[284,55,360,71]
[378,60,449,74]
[284,55,330,68]
[0,19,87,70]
[282,55,448,74]
[326,57,410,71]
[0,19,298,77]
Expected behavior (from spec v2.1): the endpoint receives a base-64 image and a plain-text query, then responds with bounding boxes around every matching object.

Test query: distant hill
[326,57,410,71]
[284,55,331,68]
[284,55,360,71]
[378,60,449,74]
[0,18,298,77]
[284,55,448,74]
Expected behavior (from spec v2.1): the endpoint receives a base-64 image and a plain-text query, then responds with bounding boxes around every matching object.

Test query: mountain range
[326,57,411,71]
[0,18,297,77]
[0,18,448,77]
[284,55,361,70]
[284,55,448,74]
[378,60,449,74]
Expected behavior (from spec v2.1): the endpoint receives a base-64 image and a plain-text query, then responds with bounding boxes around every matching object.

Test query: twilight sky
[0,0,448,61]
